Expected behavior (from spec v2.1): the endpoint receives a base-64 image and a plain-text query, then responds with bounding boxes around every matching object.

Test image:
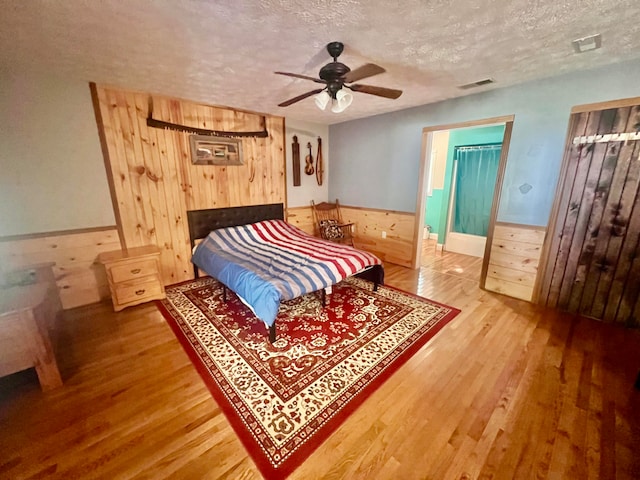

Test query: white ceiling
[1,0,639,125]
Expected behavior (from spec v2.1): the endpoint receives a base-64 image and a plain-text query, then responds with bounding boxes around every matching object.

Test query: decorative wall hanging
[292,135,301,186]
[304,142,314,175]
[316,136,324,186]
[189,135,243,166]
[146,97,268,138]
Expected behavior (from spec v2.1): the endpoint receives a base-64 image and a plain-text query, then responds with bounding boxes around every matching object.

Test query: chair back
[311,199,354,245]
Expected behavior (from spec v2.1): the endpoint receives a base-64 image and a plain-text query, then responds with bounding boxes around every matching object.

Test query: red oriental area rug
[157,276,460,479]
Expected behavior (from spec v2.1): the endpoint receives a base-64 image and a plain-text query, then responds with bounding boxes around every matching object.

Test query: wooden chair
[311,199,355,246]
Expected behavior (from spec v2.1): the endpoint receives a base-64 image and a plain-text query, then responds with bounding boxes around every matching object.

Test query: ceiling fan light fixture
[314,90,331,110]
[275,41,402,108]
[331,89,353,113]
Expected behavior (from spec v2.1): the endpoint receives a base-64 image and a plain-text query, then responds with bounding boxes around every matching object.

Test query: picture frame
[189,135,243,166]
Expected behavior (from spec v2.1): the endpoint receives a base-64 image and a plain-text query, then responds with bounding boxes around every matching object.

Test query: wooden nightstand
[98,245,165,312]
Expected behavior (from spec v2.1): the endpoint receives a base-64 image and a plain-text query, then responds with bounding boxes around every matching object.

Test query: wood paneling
[0,227,120,309]
[484,223,546,301]
[540,103,640,326]
[93,85,286,285]
[343,206,415,267]
[289,205,416,267]
[288,205,416,266]
[286,206,315,235]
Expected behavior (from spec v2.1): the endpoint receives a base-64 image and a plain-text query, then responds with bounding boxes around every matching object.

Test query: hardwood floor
[1,244,639,479]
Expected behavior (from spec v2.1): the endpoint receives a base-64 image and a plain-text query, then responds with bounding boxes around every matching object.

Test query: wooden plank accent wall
[0,228,121,309]
[286,205,415,267]
[93,85,286,285]
[539,103,640,327]
[484,223,546,301]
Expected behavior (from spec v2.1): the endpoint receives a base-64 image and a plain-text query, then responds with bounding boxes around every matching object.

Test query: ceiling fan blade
[349,84,403,99]
[342,63,386,83]
[274,72,326,84]
[278,88,325,107]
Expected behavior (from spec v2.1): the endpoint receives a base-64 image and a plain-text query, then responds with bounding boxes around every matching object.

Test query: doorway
[445,137,504,257]
[412,116,514,285]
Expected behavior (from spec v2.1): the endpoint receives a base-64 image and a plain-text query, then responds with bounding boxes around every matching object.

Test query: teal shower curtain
[452,144,501,237]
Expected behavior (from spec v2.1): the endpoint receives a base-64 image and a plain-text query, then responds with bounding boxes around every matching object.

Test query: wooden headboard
[187,203,285,277]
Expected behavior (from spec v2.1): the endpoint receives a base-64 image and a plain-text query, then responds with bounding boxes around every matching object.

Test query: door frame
[412,115,514,289]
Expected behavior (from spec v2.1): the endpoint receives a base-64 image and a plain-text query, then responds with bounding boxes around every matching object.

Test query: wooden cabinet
[98,246,165,311]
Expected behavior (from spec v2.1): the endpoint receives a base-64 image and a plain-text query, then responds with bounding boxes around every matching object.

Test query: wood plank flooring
[1,243,639,479]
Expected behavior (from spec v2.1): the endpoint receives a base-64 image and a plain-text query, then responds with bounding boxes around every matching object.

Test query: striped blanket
[191,219,382,327]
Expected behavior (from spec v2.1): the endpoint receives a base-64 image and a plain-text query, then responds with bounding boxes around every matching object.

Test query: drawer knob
[135,289,146,296]
[131,268,141,274]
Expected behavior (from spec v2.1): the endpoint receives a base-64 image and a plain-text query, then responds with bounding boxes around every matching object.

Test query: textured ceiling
[1,0,639,125]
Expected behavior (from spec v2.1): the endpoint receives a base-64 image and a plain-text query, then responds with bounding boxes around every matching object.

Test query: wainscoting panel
[286,205,415,267]
[484,223,546,301]
[285,206,315,235]
[0,227,121,309]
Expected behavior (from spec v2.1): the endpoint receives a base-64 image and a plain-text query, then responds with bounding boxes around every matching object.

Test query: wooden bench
[1,263,63,391]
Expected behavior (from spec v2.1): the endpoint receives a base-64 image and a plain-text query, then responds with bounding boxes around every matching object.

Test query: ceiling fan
[275,42,403,111]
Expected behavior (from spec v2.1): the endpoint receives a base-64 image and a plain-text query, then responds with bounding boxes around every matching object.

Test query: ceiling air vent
[457,78,495,90]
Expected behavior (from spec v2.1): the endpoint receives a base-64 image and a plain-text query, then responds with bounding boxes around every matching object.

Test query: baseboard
[422,228,438,242]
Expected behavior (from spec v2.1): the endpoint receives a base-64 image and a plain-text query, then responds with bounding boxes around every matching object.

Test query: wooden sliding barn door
[540,102,640,327]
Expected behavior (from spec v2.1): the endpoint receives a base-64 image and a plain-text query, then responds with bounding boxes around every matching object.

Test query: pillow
[319,219,344,240]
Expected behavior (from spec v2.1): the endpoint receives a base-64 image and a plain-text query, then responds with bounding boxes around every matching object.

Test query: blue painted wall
[329,58,640,227]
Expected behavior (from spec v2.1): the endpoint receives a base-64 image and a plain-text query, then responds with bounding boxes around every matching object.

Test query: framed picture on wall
[189,135,243,166]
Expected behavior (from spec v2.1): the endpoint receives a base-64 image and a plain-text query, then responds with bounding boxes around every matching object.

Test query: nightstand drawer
[114,278,164,305]
[110,259,159,283]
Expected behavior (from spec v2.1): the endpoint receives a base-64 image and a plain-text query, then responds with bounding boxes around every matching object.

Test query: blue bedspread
[191,219,381,327]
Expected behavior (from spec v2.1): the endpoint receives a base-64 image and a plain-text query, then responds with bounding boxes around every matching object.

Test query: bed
[188,203,384,342]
